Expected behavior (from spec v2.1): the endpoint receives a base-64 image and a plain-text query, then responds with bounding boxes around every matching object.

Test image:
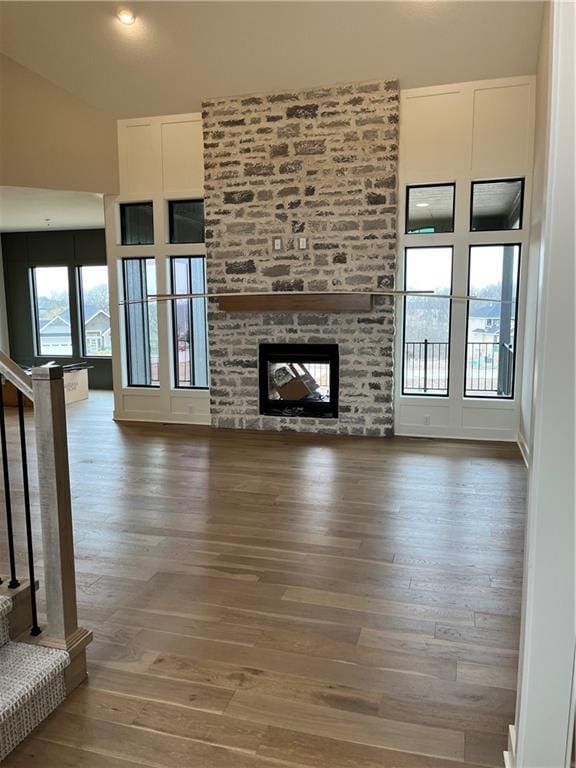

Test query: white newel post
[31,365,92,690]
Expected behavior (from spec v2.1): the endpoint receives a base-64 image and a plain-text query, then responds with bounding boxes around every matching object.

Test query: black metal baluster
[17,390,41,636]
[418,343,422,390]
[0,379,20,588]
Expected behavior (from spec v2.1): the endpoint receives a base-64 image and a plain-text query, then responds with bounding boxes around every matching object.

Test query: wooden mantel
[129,289,437,312]
[217,292,373,312]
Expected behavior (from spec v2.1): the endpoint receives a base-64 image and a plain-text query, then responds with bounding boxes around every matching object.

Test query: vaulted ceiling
[0,1,544,118]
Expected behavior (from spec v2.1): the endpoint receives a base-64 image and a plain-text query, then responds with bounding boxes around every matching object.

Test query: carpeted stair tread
[0,597,70,760]
[0,642,69,720]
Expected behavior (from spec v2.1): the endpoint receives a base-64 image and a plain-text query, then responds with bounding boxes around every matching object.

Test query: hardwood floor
[1,392,526,767]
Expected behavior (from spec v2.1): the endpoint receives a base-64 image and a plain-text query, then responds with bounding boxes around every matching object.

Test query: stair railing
[0,352,91,691]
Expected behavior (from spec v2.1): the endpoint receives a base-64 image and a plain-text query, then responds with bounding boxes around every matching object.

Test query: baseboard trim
[113,412,211,426]
[395,429,517,443]
[517,431,530,467]
[504,723,517,767]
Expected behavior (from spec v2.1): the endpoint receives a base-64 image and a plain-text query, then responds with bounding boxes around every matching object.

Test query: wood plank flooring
[1,392,526,767]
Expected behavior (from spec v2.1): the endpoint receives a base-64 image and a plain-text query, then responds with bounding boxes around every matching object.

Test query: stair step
[0,596,70,761]
[0,642,69,709]
[0,595,11,620]
[0,581,40,640]
[0,596,11,648]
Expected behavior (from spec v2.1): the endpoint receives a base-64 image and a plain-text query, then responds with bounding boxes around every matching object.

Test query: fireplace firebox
[259,343,339,418]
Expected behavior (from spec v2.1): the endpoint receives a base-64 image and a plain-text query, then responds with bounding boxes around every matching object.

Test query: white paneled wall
[105,112,210,425]
[396,76,536,440]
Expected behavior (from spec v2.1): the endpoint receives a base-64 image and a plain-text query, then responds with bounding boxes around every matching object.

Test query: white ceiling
[0,1,544,118]
[0,187,105,232]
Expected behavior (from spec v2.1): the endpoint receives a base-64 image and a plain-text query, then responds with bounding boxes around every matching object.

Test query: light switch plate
[272,237,282,251]
[298,237,307,250]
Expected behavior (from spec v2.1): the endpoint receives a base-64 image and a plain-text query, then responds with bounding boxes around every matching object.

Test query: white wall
[518,4,551,464]
[105,112,210,424]
[506,2,576,765]
[0,54,118,194]
[396,76,536,440]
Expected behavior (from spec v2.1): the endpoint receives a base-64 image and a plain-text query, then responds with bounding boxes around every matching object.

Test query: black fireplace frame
[259,343,339,419]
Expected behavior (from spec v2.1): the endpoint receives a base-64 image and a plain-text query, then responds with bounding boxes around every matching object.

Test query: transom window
[406,184,455,234]
[168,200,204,244]
[470,179,524,232]
[120,202,154,245]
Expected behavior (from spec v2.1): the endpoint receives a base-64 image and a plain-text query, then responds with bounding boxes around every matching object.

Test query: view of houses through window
[79,266,112,356]
[32,265,112,359]
[32,266,73,356]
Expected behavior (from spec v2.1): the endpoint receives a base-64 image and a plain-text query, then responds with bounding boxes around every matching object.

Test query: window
[470,179,524,231]
[120,202,154,245]
[171,257,208,388]
[122,258,159,386]
[79,266,111,357]
[465,244,520,398]
[168,200,204,244]
[402,247,452,396]
[406,184,455,234]
[31,267,73,356]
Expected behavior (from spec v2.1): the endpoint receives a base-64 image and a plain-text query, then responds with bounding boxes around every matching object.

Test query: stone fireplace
[202,79,399,436]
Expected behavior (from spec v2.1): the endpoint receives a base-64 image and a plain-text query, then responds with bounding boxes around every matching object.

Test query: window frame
[77,265,112,359]
[463,242,522,400]
[469,178,525,233]
[122,257,159,388]
[170,256,209,390]
[401,245,454,398]
[30,265,74,359]
[405,182,456,235]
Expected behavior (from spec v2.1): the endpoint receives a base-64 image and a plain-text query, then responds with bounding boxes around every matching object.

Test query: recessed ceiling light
[117,7,135,25]
[415,203,430,208]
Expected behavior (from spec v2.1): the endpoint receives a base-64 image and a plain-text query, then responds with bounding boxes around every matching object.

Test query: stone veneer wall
[202,79,399,436]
